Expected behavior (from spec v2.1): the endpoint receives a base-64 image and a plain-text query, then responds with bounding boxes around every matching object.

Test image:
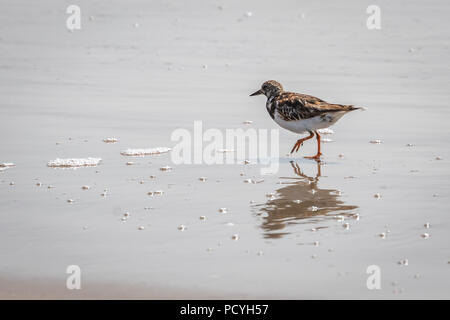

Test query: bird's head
[250,80,283,98]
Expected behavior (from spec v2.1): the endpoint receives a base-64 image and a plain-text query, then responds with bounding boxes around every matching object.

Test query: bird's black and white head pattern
[260,80,283,98]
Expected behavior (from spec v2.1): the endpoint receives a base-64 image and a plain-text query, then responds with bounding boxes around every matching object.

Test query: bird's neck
[266,95,278,119]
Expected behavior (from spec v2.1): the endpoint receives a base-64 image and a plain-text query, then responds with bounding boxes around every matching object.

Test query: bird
[250,80,361,160]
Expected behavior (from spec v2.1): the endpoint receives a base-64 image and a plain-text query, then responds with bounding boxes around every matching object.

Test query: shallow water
[0,0,449,298]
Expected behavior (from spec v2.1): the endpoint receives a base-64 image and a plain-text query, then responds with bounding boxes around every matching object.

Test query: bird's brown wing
[275,92,356,121]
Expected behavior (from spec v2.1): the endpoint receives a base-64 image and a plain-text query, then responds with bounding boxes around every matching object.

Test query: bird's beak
[250,89,263,97]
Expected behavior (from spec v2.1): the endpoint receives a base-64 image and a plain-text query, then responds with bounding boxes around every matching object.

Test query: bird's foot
[304,153,322,161]
[290,142,303,154]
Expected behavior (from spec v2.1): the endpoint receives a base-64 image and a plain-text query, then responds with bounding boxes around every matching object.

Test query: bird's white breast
[273,111,346,134]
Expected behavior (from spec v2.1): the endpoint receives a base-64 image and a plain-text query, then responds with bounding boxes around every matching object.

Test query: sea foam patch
[47,158,102,168]
[0,163,15,172]
[0,163,15,168]
[120,147,171,156]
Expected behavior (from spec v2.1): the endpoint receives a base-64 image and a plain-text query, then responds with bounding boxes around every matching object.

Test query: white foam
[120,147,171,156]
[0,162,15,168]
[47,158,102,168]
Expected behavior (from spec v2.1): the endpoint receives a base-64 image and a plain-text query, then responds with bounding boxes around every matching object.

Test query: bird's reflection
[256,161,358,239]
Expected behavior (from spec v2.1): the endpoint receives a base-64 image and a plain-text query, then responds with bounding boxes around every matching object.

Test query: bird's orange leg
[290,131,314,154]
[304,131,322,160]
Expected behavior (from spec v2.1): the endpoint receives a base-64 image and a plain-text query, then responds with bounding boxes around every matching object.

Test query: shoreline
[0,276,226,300]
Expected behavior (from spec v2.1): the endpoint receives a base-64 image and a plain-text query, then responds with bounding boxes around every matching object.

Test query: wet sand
[1,0,450,299]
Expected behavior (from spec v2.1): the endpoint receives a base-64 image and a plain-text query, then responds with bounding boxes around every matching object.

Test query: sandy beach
[0,0,449,299]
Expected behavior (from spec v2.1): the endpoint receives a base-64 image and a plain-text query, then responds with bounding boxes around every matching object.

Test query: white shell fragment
[244,178,264,184]
[216,149,235,153]
[148,190,164,196]
[317,128,334,135]
[120,147,171,156]
[47,158,101,168]
[103,138,118,143]
[398,259,409,266]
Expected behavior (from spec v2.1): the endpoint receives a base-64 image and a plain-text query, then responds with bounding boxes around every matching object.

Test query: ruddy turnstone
[250,80,361,160]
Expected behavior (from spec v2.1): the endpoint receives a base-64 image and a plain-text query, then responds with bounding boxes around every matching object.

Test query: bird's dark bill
[250,89,263,96]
